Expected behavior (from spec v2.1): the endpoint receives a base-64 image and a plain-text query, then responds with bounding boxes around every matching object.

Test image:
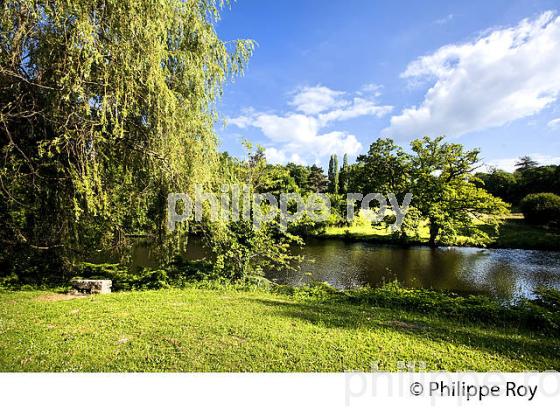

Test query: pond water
[126,237,560,301]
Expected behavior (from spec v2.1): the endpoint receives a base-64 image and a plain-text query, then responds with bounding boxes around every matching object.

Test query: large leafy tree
[515,156,539,171]
[410,137,509,246]
[0,0,253,278]
[286,162,310,193]
[515,165,560,200]
[476,164,560,205]
[475,168,518,204]
[307,164,328,193]
[353,138,410,196]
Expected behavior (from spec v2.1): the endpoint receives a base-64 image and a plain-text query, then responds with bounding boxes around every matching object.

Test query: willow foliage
[0,0,253,268]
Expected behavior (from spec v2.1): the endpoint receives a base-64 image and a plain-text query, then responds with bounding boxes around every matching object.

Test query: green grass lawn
[490,214,560,250]
[323,223,429,242]
[321,214,560,250]
[1,288,558,372]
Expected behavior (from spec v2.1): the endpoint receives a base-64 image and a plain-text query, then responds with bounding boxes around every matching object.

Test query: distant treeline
[474,157,560,206]
[252,146,560,231]
[272,153,560,209]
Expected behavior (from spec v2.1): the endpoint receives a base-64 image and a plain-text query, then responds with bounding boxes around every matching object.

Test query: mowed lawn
[1,288,558,372]
[322,213,560,250]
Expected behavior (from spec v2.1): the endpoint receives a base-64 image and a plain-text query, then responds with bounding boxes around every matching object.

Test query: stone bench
[70,279,112,294]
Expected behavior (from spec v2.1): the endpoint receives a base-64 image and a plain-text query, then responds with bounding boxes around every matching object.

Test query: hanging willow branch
[0,0,254,254]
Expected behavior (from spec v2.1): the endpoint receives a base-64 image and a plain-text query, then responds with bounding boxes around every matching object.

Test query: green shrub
[165,256,214,283]
[74,259,214,291]
[75,263,137,291]
[520,193,560,225]
[533,286,560,311]
[0,273,20,289]
[0,247,70,287]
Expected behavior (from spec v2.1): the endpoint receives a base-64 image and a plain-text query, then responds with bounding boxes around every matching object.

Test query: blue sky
[215,0,560,171]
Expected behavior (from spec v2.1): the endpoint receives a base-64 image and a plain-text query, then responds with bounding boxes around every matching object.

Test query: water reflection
[272,239,560,301]
[122,237,560,301]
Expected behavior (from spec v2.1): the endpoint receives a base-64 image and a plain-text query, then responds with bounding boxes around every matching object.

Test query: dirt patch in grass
[35,293,86,302]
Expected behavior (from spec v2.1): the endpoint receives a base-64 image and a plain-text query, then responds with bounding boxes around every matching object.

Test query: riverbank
[317,214,560,251]
[1,285,558,371]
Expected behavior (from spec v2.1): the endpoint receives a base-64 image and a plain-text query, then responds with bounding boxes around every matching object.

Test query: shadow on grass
[483,218,560,251]
[253,298,560,369]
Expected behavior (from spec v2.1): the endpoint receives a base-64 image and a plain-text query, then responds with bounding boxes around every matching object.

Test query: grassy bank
[1,286,558,372]
[319,214,560,251]
[489,214,560,250]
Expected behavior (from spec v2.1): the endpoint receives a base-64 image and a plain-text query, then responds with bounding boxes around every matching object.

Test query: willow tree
[0,0,253,280]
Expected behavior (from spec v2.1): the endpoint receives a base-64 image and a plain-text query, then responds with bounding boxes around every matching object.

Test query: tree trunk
[428,221,439,248]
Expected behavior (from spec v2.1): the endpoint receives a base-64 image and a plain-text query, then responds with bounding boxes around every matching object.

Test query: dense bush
[75,263,164,291]
[75,259,213,291]
[0,247,70,288]
[208,219,302,281]
[519,193,560,225]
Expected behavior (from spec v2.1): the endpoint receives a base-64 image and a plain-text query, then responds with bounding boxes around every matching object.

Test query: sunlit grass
[321,214,560,250]
[1,288,558,372]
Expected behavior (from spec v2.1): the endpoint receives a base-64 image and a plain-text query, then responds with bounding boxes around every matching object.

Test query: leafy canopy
[1,0,253,277]
[353,137,509,246]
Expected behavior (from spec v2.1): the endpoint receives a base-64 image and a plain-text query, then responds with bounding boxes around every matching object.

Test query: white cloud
[253,113,320,144]
[384,11,560,140]
[485,153,560,172]
[239,112,362,164]
[288,85,392,124]
[227,115,253,128]
[264,148,307,165]
[228,85,391,164]
[360,83,383,97]
[289,86,345,115]
[319,97,393,124]
[548,117,560,128]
